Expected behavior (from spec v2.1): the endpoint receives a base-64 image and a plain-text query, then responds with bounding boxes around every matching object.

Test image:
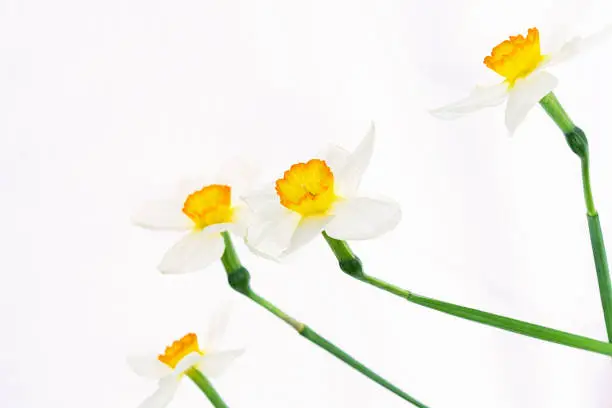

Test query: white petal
[505,70,558,134]
[430,83,509,119]
[226,205,253,238]
[198,349,245,379]
[246,210,302,258]
[138,377,179,408]
[198,223,233,235]
[325,196,402,240]
[132,200,193,231]
[241,186,281,218]
[244,240,283,262]
[214,158,260,196]
[204,302,233,351]
[158,232,225,274]
[538,0,590,55]
[318,144,351,174]
[127,354,172,379]
[173,352,205,376]
[283,215,332,255]
[540,24,572,57]
[335,124,375,196]
[545,24,612,67]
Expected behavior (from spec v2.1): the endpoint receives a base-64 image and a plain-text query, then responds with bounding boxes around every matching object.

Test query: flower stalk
[322,232,612,355]
[186,368,230,408]
[539,92,612,342]
[220,232,429,408]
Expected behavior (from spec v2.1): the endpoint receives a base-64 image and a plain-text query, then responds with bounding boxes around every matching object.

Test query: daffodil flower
[132,164,254,274]
[242,125,401,258]
[128,308,243,408]
[431,25,611,133]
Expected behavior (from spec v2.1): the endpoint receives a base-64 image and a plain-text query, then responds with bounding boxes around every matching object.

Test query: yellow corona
[182,184,234,229]
[484,27,545,86]
[275,159,338,216]
[158,333,204,369]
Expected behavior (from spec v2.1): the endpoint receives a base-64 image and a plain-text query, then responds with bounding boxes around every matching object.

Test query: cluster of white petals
[128,307,244,408]
[431,24,612,133]
[132,164,255,274]
[133,125,401,273]
[130,20,612,408]
[130,125,401,406]
[243,125,401,258]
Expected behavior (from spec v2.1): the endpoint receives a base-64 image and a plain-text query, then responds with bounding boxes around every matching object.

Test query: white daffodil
[132,163,255,274]
[242,125,401,258]
[431,25,611,133]
[128,307,244,408]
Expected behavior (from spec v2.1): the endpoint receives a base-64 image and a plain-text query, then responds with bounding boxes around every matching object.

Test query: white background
[2,0,612,407]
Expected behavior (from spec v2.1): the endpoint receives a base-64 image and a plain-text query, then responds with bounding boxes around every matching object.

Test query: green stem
[539,92,574,133]
[245,289,428,407]
[220,233,429,407]
[362,274,612,355]
[299,325,428,408]
[539,91,612,342]
[322,233,612,356]
[186,368,229,408]
[221,231,242,272]
[322,232,362,276]
[245,288,304,332]
[581,156,596,217]
[589,214,612,342]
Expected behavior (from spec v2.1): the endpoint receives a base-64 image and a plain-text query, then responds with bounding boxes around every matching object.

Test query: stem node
[227,266,251,295]
[339,257,364,277]
[565,126,589,159]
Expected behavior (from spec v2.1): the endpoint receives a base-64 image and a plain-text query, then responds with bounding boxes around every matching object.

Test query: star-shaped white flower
[242,125,401,258]
[127,306,244,408]
[132,163,255,274]
[431,25,611,133]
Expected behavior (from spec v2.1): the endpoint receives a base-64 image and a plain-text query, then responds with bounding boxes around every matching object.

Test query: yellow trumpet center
[183,184,234,229]
[484,27,545,86]
[158,333,204,369]
[275,159,338,216]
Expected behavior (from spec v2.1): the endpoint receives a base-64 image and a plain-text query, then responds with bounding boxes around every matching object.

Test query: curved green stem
[539,91,612,341]
[220,233,429,407]
[186,368,229,408]
[322,232,612,356]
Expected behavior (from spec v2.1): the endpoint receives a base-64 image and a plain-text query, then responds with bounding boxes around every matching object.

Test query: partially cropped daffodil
[432,25,611,133]
[132,164,254,274]
[128,308,243,408]
[243,125,401,258]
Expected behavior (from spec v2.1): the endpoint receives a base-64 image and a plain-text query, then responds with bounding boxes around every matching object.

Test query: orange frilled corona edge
[158,333,203,369]
[182,184,234,229]
[483,27,544,84]
[275,159,337,216]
